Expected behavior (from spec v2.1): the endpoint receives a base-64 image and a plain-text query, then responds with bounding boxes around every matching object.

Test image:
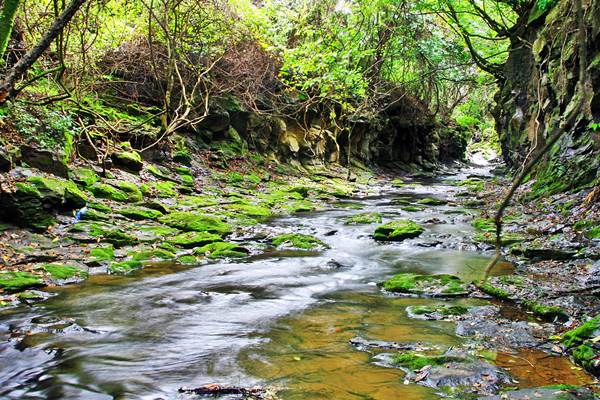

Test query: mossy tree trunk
[0,0,21,63]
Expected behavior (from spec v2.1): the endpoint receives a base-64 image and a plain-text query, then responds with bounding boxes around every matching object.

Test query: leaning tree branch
[0,0,87,104]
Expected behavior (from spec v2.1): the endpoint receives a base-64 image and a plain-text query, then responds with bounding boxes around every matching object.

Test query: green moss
[118,206,163,220]
[585,226,600,240]
[410,305,469,316]
[138,225,180,237]
[522,300,568,320]
[104,230,138,247]
[382,273,469,295]
[285,200,314,213]
[393,352,463,370]
[177,255,199,264]
[472,218,495,232]
[562,317,600,348]
[168,231,222,248]
[27,175,88,207]
[90,183,128,202]
[344,212,382,225]
[90,245,115,262]
[0,271,44,291]
[159,212,232,234]
[148,181,178,198]
[271,233,328,250]
[401,206,424,212]
[108,260,143,274]
[225,203,272,218]
[477,282,511,300]
[42,264,87,280]
[458,178,485,193]
[286,186,309,197]
[473,232,525,245]
[112,151,142,171]
[572,345,597,371]
[373,220,424,241]
[194,242,249,258]
[391,179,405,187]
[71,167,99,187]
[88,202,111,213]
[79,208,110,221]
[116,181,143,202]
[246,173,262,185]
[129,248,176,261]
[418,198,448,206]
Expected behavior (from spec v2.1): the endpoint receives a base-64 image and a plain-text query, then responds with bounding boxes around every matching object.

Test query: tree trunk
[0,0,87,104]
[0,0,22,62]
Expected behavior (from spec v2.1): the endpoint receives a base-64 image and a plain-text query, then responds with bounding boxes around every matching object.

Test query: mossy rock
[117,206,163,220]
[522,300,568,320]
[382,273,469,296]
[167,231,222,248]
[477,282,511,300]
[111,150,143,172]
[115,181,143,202]
[417,198,448,206]
[401,206,425,212]
[286,186,309,197]
[104,229,138,247]
[225,203,272,218]
[79,208,110,221]
[407,305,469,319]
[585,226,600,240]
[90,183,129,202]
[128,248,176,261]
[70,167,100,187]
[285,200,314,213]
[0,271,44,291]
[572,345,599,373]
[562,316,600,348]
[393,351,464,370]
[42,263,87,280]
[194,242,249,259]
[344,212,382,225]
[108,260,143,274]
[472,218,495,232]
[177,255,199,264]
[145,181,178,198]
[473,232,525,246]
[159,212,232,234]
[374,220,424,241]
[391,179,405,187]
[458,179,485,193]
[27,175,88,208]
[271,233,329,250]
[89,245,115,262]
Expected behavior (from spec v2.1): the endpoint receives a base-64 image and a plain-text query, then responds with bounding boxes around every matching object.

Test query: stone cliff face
[494,0,600,195]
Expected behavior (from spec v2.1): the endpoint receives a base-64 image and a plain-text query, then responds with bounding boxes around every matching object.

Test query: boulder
[19,145,68,178]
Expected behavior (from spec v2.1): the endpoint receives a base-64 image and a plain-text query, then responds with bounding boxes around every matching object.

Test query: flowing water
[0,166,592,399]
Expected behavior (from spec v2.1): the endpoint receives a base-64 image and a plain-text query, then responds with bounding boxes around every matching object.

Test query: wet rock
[0,271,44,292]
[194,242,249,259]
[479,387,599,400]
[344,212,382,225]
[406,304,470,320]
[111,150,143,172]
[376,348,510,396]
[373,220,424,241]
[19,145,68,178]
[583,260,600,288]
[179,384,267,399]
[522,247,579,261]
[456,306,553,349]
[271,233,328,250]
[349,337,435,352]
[381,273,470,296]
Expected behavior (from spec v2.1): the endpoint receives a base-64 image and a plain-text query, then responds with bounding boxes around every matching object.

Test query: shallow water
[0,167,591,399]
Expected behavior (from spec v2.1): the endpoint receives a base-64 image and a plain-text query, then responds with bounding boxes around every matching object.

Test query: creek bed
[0,166,592,399]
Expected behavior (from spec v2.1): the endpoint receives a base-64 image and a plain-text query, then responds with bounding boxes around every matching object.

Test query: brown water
[0,165,592,399]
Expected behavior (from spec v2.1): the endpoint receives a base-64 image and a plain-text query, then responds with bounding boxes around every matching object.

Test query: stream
[0,164,592,399]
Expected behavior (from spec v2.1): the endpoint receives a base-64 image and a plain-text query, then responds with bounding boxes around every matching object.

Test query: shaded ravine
[0,165,591,399]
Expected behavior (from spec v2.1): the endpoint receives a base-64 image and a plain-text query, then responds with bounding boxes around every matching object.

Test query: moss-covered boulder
[79,208,110,221]
[406,304,470,320]
[560,316,600,374]
[111,150,143,172]
[118,206,163,220]
[271,233,328,250]
[104,229,138,247]
[344,212,382,225]
[159,212,232,234]
[225,203,272,218]
[194,242,249,259]
[128,248,176,261]
[90,183,129,202]
[116,181,143,202]
[27,175,88,208]
[382,273,469,296]
[374,220,424,241]
[0,271,44,291]
[417,198,448,206]
[167,231,222,248]
[42,263,88,281]
[89,245,115,262]
[70,167,100,187]
[108,260,143,274]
